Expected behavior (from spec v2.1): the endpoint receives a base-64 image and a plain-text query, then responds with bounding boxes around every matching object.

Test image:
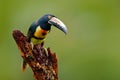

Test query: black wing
[27,21,38,42]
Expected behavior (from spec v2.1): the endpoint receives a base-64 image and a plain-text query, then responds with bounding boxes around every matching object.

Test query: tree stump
[12,30,58,80]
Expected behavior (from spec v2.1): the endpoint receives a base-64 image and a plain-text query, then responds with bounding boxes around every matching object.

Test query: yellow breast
[32,26,49,45]
[31,37,44,45]
[34,26,49,38]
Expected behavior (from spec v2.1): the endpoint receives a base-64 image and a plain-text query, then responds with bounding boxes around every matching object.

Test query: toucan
[27,14,67,45]
[22,14,67,71]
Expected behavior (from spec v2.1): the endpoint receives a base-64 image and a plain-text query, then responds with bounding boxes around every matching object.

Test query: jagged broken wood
[12,30,58,80]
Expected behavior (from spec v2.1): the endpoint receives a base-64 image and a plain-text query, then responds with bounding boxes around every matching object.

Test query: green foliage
[0,0,120,80]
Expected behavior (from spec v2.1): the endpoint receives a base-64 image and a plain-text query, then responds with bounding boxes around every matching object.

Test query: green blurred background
[0,0,120,80]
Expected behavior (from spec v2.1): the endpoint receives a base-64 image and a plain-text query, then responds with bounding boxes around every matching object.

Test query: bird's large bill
[48,17,67,34]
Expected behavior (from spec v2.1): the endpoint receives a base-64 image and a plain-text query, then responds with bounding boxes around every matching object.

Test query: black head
[38,14,55,30]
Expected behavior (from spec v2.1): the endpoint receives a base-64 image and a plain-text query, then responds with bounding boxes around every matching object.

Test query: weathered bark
[12,30,58,80]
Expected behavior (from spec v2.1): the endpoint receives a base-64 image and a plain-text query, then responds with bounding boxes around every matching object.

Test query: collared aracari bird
[22,14,67,71]
[27,14,67,45]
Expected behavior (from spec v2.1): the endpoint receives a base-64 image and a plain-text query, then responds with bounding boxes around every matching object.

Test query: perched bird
[22,14,67,71]
[27,14,67,45]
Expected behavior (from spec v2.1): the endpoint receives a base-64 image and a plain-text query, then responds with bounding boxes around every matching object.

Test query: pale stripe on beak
[48,17,67,34]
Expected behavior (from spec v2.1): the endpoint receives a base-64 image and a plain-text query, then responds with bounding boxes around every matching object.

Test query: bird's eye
[42,32,47,36]
[48,16,52,19]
